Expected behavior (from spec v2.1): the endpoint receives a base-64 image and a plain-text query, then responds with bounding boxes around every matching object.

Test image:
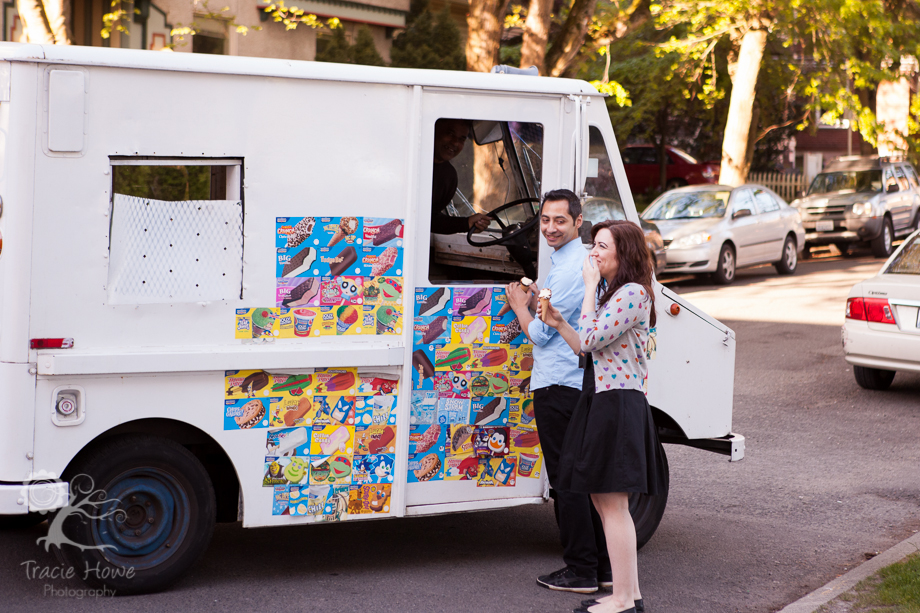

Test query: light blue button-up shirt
[528,237,587,391]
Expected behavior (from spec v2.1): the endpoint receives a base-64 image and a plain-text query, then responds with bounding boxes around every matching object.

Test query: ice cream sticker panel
[234,216,405,338]
[411,286,542,487]
[225,368,399,521]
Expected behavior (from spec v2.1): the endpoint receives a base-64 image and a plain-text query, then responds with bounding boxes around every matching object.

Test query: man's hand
[467,213,491,232]
[505,282,534,312]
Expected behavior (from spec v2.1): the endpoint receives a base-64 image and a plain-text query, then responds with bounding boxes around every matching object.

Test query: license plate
[816,220,834,232]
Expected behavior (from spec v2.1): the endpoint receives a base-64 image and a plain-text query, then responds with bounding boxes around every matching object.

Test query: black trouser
[533,384,609,579]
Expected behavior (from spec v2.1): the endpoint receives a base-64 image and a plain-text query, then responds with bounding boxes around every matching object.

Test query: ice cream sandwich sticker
[451,315,491,345]
[408,450,445,483]
[278,245,319,278]
[363,218,404,248]
[347,483,392,514]
[310,424,355,457]
[263,455,310,487]
[415,287,452,317]
[266,427,312,457]
[410,390,437,425]
[469,345,512,372]
[470,397,509,426]
[273,485,291,515]
[277,277,321,309]
[453,287,492,317]
[434,371,471,399]
[361,246,403,277]
[224,397,274,430]
[435,344,474,371]
[436,397,471,425]
[352,454,395,484]
[415,315,451,346]
[354,424,397,455]
[444,455,480,480]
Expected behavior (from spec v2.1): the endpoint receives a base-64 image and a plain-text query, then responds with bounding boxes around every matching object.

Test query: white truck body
[0,43,739,538]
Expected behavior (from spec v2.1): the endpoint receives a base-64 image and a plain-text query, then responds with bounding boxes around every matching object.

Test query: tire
[853,365,896,390]
[712,244,736,285]
[57,435,216,594]
[630,446,669,550]
[871,217,894,258]
[773,235,797,275]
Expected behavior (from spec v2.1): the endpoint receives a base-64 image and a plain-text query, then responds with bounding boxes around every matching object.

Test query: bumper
[0,481,69,515]
[804,217,883,246]
[663,245,716,273]
[842,323,920,373]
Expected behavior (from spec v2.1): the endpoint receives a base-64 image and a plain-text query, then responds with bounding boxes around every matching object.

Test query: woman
[539,220,666,613]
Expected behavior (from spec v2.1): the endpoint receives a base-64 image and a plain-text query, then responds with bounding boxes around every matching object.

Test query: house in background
[3,0,410,61]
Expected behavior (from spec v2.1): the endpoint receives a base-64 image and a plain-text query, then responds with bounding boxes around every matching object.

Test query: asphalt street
[2,252,919,612]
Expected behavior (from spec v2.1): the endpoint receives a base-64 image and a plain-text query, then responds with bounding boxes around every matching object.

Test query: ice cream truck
[0,42,743,593]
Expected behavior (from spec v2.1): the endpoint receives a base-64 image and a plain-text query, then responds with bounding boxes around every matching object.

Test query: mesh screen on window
[107,163,243,304]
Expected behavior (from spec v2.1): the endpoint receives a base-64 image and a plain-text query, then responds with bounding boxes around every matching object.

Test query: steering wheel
[466,197,541,247]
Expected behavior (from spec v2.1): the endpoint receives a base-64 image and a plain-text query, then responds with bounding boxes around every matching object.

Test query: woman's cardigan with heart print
[578,282,652,393]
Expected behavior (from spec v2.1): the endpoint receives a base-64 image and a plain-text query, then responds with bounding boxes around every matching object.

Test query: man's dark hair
[540,189,582,222]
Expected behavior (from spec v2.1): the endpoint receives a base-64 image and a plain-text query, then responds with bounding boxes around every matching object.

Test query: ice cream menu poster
[409,286,544,487]
[223,368,400,521]
[234,216,405,338]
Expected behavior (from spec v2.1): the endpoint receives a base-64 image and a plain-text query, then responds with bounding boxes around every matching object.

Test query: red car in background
[621,145,720,195]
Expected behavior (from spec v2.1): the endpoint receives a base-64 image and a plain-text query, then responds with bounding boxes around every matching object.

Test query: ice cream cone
[329,229,347,246]
[376,320,390,334]
[539,298,549,319]
[497,303,512,318]
[336,320,352,335]
[252,325,266,338]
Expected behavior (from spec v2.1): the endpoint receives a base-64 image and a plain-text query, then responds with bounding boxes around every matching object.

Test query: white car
[843,229,920,389]
[640,184,806,284]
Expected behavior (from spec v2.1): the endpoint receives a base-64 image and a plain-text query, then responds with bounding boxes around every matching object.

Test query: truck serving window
[107,159,244,305]
[429,118,543,284]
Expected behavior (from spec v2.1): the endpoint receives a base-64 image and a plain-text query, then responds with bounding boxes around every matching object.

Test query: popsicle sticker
[416,287,452,317]
[453,287,492,317]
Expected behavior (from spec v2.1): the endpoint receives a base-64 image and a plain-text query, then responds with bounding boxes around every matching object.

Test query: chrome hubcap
[722,250,734,280]
[786,242,796,268]
[884,224,892,252]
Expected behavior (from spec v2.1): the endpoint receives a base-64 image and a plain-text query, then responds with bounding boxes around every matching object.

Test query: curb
[777,531,920,613]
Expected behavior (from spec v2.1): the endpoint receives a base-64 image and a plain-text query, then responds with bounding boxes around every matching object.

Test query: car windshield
[807,170,882,195]
[641,190,730,220]
[886,234,920,274]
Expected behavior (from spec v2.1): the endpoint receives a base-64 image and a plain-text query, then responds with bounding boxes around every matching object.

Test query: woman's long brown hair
[591,220,657,328]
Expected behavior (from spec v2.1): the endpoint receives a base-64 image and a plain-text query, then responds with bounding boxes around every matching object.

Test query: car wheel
[773,235,797,275]
[630,445,668,550]
[853,365,896,390]
[57,435,216,594]
[712,244,736,285]
[871,217,894,258]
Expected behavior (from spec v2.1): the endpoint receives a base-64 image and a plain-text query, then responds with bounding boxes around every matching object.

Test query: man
[505,189,610,593]
[431,118,491,235]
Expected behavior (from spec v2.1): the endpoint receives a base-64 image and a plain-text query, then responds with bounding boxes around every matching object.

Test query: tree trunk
[719,25,767,186]
[466,0,510,73]
[16,0,74,44]
[544,0,598,78]
[520,0,552,74]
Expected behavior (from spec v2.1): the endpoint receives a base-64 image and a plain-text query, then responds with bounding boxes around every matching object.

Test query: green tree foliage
[315,26,385,66]
[390,0,466,70]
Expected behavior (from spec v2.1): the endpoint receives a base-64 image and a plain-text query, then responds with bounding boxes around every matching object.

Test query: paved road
[3,254,919,612]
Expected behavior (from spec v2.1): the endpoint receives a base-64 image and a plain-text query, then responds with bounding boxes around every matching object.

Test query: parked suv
[791,156,920,257]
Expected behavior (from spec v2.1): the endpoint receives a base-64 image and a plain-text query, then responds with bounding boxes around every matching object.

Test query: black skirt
[556,354,668,495]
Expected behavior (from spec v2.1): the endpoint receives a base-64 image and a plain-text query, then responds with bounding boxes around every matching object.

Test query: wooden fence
[747,171,808,202]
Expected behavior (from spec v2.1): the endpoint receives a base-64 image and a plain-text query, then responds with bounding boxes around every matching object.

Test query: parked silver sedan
[640,184,806,284]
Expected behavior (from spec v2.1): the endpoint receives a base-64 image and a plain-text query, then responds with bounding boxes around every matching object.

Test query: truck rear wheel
[630,445,669,550]
[58,435,215,594]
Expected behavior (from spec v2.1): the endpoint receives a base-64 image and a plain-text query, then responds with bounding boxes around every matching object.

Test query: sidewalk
[777,531,920,613]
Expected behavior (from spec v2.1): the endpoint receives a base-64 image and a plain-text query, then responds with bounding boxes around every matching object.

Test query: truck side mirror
[886,183,900,194]
[731,208,752,220]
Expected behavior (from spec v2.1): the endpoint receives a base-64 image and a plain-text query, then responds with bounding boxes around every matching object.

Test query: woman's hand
[536,299,565,329]
[582,255,601,289]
